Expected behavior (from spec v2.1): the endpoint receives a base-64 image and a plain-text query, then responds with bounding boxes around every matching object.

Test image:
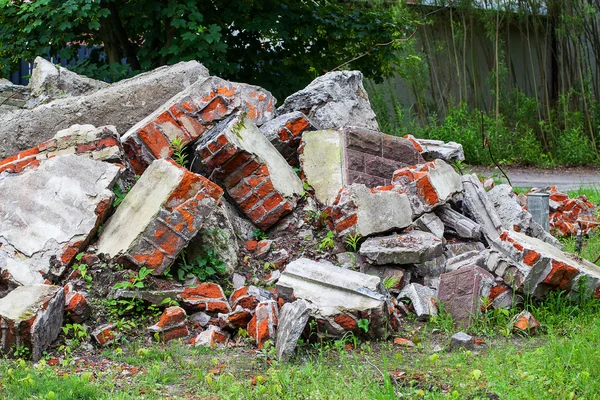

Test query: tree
[0,0,419,98]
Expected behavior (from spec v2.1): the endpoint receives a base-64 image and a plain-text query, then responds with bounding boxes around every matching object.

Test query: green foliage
[304,209,328,229]
[344,232,363,252]
[252,229,268,241]
[170,137,189,167]
[357,319,369,333]
[11,345,31,360]
[176,249,226,282]
[113,267,152,291]
[382,276,399,290]
[112,185,127,208]
[318,231,335,252]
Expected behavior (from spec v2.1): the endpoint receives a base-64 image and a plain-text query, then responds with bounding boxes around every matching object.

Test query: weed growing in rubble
[252,229,268,241]
[112,185,127,207]
[318,231,336,252]
[170,137,189,167]
[357,319,370,333]
[383,276,399,291]
[344,232,363,252]
[305,209,328,229]
[176,249,226,281]
[113,267,152,291]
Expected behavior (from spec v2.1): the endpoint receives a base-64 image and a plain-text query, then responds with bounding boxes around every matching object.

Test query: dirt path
[470,166,600,191]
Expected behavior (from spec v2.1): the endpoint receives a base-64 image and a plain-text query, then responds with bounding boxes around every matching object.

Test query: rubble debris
[112,288,184,306]
[276,299,312,361]
[192,325,229,347]
[393,337,416,347]
[444,241,486,259]
[404,134,465,162]
[96,159,223,274]
[435,205,483,241]
[276,258,389,339]
[493,231,600,298]
[461,174,504,241]
[397,283,437,320]
[361,265,408,294]
[0,80,30,115]
[247,300,279,349]
[513,310,540,334]
[277,70,379,131]
[329,184,413,238]
[445,251,486,272]
[260,111,315,165]
[0,284,65,361]
[438,265,495,327]
[413,213,445,239]
[450,332,475,350]
[537,186,600,236]
[27,57,109,106]
[300,127,424,205]
[148,306,189,341]
[0,155,121,286]
[64,283,91,323]
[0,61,209,160]
[232,273,246,289]
[123,76,276,174]
[92,324,119,347]
[194,113,303,230]
[0,124,129,174]
[178,283,231,314]
[229,285,273,312]
[392,160,463,215]
[360,231,444,265]
[487,184,561,248]
[218,306,253,331]
[190,311,211,328]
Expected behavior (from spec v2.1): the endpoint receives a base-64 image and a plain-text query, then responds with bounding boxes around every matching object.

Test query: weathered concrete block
[360,231,443,265]
[397,283,437,320]
[0,124,129,174]
[260,112,315,165]
[276,258,389,339]
[1,61,209,160]
[27,57,109,106]
[488,184,561,248]
[328,184,413,238]
[461,174,504,242]
[492,231,600,298]
[450,332,474,350]
[123,76,276,174]
[392,160,463,215]
[435,205,482,241]
[96,159,223,274]
[276,299,312,362]
[413,213,445,239]
[194,113,303,230]
[300,127,424,205]
[192,325,229,347]
[277,70,378,131]
[0,284,64,361]
[247,300,279,349]
[0,155,121,289]
[444,240,486,259]
[404,134,465,162]
[438,265,495,327]
[64,283,91,323]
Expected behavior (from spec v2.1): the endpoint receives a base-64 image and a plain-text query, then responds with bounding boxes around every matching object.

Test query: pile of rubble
[1,58,600,362]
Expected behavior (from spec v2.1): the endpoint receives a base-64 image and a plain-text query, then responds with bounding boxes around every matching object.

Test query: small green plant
[170,137,189,167]
[59,323,89,359]
[72,263,92,284]
[12,345,31,360]
[177,249,226,281]
[305,209,329,228]
[344,232,363,252]
[263,261,276,271]
[357,319,370,333]
[113,267,152,291]
[112,185,127,207]
[383,276,399,290]
[160,297,179,307]
[252,229,268,241]
[318,231,336,252]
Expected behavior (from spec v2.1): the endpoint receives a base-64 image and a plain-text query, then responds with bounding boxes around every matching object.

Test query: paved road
[470,166,600,191]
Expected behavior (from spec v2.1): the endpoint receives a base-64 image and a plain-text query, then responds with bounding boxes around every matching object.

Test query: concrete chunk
[461,174,503,241]
[397,283,437,320]
[450,332,474,350]
[413,213,445,239]
[329,184,413,238]
[300,127,424,205]
[277,70,378,131]
[276,258,388,338]
[360,231,444,265]
[435,205,482,241]
[96,159,223,274]
[194,113,303,230]
[0,61,209,160]
[260,112,315,165]
[404,134,465,162]
[276,299,312,362]
[0,284,64,361]
[0,155,121,286]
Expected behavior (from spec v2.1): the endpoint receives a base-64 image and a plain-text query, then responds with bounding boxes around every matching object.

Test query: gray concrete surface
[471,166,600,191]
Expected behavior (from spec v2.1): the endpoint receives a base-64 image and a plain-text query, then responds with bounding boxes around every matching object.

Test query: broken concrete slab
[276,258,388,338]
[194,113,303,230]
[112,288,184,306]
[413,213,445,239]
[392,160,463,215]
[122,76,276,174]
[445,251,486,272]
[360,231,443,265]
[277,70,378,131]
[438,265,495,327]
[192,325,229,347]
[361,264,409,294]
[461,174,504,242]
[0,155,121,285]
[404,134,465,162]
[0,284,65,361]
[450,332,475,350]
[0,81,30,115]
[487,184,561,248]
[260,111,315,165]
[444,241,486,259]
[300,127,424,205]
[492,230,600,298]
[27,57,109,106]
[329,184,413,238]
[0,61,209,160]
[247,300,279,349]
[0,124,129,174]
[435,205,482,241]
[397,283,437,320]
[276,299,312,362]
[96,158,223,274]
